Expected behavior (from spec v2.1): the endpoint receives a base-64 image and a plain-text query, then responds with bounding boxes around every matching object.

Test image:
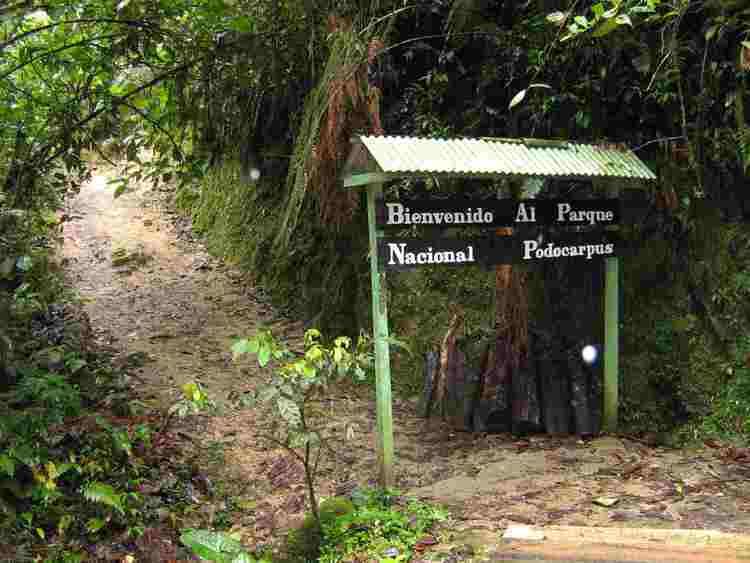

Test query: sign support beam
[367,183,394,488]
[603,184,620,432]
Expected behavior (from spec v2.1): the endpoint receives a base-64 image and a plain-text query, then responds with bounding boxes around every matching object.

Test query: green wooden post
[366,183,394,488]
[603,184,620,432]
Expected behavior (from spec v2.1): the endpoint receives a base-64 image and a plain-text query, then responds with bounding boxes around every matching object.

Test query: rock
[502,525,546,541]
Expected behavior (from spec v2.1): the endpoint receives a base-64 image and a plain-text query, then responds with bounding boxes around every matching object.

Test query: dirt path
[61,165,750,560]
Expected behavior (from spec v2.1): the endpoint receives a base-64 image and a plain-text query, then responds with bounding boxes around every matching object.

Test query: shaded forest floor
[60,164,750,560]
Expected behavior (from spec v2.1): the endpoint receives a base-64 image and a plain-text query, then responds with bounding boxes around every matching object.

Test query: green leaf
[68,359,87,374]
[42,210,59,225]
[333,336,351,349]
[57,514,74,536]
[83,482,124,514]
[182,382,200,401]
[258,386,279,403]
[305,345,323,363]
[615,14,633,27]
[546,11,566,23]
[277,396,302,426]
[180,529,245,559]
[231,339,252,359]
[386,336,413,356]
[574,15,589,27]
[230,16,254,33]
[15,255,33,272]
[592,17,619,37]
[509,89,526,109]
[592,3,605,18]
[86,518,107,534]
[258,346,271,367]
[304,329,321,346]
[0,454,15,477]
[0,258,14,279]
[332,347,344,364]
[113,181,128,199]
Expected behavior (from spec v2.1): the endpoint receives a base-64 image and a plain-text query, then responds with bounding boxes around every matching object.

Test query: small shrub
[318,488,448,563]
[284,497,355,562]
[232,328,374,528]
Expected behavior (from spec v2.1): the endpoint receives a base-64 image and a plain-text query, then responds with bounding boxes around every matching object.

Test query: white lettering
[387,203,404,225]
[557,203,571,222]
[515,203,532,223]
[388,243,406,265]
[523,240,538,260]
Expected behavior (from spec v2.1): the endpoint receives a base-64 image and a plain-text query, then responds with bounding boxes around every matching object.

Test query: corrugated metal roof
[344,136,656,182]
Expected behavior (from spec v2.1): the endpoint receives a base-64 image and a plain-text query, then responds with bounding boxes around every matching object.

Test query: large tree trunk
[472,223,533,433]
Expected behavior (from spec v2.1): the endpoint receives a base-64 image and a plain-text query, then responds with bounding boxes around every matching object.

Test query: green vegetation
[318,489,448,563]
[3,0,750,557]
[182,492,446,562]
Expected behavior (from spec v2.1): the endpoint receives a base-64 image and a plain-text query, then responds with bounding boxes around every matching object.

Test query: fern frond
[82,482,124,514]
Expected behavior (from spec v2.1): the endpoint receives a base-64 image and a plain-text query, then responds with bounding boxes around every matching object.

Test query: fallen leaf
[593,497,619,507]
[622,461,647,477]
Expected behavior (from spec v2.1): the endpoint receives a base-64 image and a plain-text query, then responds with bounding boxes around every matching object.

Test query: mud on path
[61,165,750,558]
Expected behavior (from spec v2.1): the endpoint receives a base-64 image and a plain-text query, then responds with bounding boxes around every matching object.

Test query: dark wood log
[568,348,594,436]
[463,366,480,431]
[445,348,469,431]
[433,313,463,416]
[417,350,439,418]
[511,346,542,435]
[474,336,512,432]
[534,329,571,434]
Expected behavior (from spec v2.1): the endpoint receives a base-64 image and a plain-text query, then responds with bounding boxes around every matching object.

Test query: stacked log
[421,324,602,437]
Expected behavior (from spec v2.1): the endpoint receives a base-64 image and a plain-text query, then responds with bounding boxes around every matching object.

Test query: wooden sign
[377,198,622,229]
[378,232,620,271]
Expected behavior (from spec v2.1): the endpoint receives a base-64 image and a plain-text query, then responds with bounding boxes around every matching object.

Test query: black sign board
[377,198,623,229]
[378,231,620,271]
